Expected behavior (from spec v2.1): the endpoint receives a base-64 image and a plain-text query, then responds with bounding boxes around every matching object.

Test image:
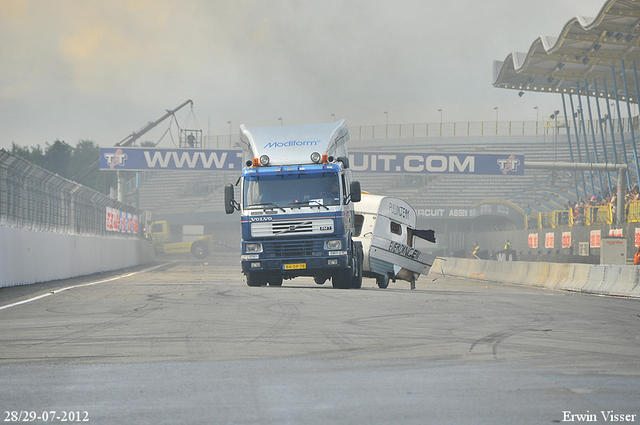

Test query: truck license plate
[284,263,306,270]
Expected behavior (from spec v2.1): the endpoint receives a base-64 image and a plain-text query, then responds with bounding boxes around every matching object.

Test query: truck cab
[225,120,363,288]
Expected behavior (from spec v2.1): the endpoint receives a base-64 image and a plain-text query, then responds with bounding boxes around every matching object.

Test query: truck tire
[331,269,351,289]
[350,241,363,289]
[190,241,209,259]
[314,276,327,285]
[246,272,267,287]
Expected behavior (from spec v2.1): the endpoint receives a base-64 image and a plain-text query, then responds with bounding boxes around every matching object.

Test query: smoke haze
[1,0,605,149]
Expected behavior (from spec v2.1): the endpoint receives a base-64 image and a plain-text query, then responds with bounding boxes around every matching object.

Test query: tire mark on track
[322,332,353,350]
[469,313,554,359]
[19,301,164,350]
[469,328,553,359]
[248,301,300,344]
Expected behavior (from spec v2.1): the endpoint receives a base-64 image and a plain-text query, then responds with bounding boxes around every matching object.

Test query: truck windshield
[244,174,341,209]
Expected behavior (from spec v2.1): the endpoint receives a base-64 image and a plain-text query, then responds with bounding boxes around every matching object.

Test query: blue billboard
[99,148,244,171]
[99,148,523,176]
[348,152,524,175]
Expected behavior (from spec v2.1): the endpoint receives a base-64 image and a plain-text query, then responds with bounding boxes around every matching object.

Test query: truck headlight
[324,240,342,250]
[245,242,263,253]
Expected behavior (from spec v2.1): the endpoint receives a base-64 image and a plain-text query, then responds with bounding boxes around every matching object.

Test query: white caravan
[354,193,436,289]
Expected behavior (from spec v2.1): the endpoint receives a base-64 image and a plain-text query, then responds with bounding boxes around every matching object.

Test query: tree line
[9,140,116,194]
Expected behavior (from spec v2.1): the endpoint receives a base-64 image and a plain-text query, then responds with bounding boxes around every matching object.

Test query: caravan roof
[239,120,349,166]
[356,193,416,227]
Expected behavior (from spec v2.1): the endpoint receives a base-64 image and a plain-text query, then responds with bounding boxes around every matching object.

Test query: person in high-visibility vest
[504,239,511,250]
[634,247,640,265]
[471,242,480,259]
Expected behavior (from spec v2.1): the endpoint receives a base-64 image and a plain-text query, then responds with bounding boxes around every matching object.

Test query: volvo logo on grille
[250,216,273,222]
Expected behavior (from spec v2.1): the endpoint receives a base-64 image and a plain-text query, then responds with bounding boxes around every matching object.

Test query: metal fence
[527,205,618,229]
[0,149,147,237]
[201,117,637,147]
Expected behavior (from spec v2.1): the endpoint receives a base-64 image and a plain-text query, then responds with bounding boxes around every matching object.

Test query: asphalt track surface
[1,249,639,425]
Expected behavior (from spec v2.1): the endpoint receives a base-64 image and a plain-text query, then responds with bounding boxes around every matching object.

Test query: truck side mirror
[336,156,350,169]
[225,184,238,214]
[350,181,361,203]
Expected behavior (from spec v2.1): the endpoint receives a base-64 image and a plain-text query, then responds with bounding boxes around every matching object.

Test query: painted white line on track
[0,262,170,312]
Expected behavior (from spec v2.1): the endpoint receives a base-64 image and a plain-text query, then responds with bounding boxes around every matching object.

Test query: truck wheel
[314,276,327,285]
[246,272,267,287]
[332,269,351,289]
[350,241,363,289]
[190,241,209,259]
[268,275,283,287]
[376,273,390,289]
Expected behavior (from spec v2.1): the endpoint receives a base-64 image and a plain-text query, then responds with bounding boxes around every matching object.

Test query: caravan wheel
[376,273,390,289]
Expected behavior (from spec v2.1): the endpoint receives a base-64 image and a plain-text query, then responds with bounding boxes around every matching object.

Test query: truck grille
[264,240,324,258]
[251,219,333,237]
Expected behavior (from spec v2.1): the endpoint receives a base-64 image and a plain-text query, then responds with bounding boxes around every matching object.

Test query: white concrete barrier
[1,226,156,288]
[432,257,639,298]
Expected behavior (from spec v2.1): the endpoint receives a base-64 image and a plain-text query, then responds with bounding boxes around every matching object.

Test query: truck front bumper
[241,255,348,276]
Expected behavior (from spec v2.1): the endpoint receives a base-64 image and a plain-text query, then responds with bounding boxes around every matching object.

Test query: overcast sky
[1,0,607,151]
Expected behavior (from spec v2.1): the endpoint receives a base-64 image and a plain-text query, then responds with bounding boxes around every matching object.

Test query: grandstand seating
[128,130,639,216]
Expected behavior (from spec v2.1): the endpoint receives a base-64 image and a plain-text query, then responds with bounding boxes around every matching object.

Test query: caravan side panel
[370,236,434,275]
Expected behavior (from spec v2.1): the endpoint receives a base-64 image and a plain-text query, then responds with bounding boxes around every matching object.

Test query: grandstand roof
[493,0,640,101]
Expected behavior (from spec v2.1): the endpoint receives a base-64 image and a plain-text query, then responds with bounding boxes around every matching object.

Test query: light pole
[384,111,388,137]
[550,110,560,160]
[533,106,539,142]
[331,113,335,122]
[278,117,283,126]
[494,107,499,135]
[438,109,442,136]
[227,120,232,144]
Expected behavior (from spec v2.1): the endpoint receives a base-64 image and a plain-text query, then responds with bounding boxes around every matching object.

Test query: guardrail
[628,201,640,222]
[0,149,147,238]
[586,205,613,226]
[527,204,619,229]
[554,210,574,227]
[434,257,640,298]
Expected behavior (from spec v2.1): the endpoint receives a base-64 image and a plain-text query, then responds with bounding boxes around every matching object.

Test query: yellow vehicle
[149,221,214,259]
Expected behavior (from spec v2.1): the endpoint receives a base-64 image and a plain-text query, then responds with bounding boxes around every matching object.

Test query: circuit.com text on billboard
[348,152,524,175]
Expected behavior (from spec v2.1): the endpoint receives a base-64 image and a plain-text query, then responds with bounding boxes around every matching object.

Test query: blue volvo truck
[224,120,363,288]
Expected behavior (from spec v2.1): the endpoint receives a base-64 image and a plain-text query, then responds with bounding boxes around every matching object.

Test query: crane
[72,100,194,195]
